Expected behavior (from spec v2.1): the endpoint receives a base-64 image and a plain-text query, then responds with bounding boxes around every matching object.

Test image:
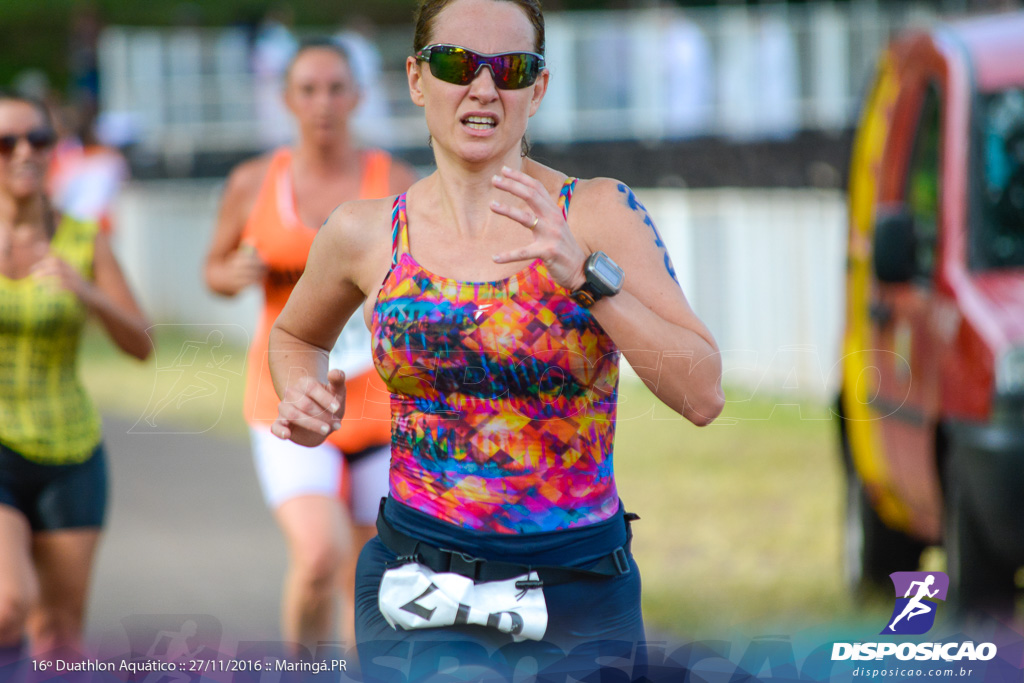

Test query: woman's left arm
[492,170,723,425]
[33,232,153,360]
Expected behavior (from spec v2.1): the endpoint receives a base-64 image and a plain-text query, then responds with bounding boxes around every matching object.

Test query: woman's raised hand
[490,166,587,292]
[31,251,92,300]
[224,242,267,292]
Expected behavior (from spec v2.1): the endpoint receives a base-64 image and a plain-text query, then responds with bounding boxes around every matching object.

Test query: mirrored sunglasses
[415,44,545,90]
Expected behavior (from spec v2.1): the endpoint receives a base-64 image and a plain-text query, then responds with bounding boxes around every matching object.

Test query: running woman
[204,39,416,653]
[267,0,724,678]
[0,91,152,661]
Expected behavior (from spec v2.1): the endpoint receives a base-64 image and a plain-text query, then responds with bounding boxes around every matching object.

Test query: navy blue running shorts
[355,497,647,682]
[0,441,108,531]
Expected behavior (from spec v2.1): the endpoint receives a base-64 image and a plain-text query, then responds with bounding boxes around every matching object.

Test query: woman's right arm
[204,158,269,296]
[268,199,382,446]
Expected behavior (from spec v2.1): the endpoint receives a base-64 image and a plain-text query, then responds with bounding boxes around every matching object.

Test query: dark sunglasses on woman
[415,44,545,90]
[0,128,56,156]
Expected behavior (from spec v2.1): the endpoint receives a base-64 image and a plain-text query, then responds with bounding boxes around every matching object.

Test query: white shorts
[249,427,391,525]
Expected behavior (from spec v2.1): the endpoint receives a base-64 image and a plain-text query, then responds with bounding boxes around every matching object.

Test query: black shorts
[0,441,108,531]
[355,498,646,682]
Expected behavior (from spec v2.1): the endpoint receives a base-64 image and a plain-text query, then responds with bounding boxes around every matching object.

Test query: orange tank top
[241,147,393,454]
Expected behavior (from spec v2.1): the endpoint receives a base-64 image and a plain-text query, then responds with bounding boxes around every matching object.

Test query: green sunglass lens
[431,49,475,85]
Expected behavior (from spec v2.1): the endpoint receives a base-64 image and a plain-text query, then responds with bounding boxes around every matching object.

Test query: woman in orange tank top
[203,38,416,654]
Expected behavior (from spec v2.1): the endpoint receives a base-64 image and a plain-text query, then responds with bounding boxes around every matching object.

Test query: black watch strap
[570,283,602,308]
[571,251,623,308]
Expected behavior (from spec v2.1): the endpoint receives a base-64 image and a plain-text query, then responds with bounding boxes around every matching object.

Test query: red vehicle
[839,11,1024,613]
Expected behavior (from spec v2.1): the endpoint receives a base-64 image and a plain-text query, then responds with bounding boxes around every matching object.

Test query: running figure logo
[131,325,246,434]
[881,571,949,635]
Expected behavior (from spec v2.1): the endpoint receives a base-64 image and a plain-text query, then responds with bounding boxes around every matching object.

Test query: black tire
[837,393,925,593]
[943,457,1017,618]
[844,468,926,594]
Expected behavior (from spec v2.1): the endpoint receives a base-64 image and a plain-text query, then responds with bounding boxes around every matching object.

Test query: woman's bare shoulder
[567,175,626,199]
[562,176,639,219]
[224,152,275,197]
[557,175,654,250]
[322,195,397,243]
[521,162,630,225]
[522,158,570,195]
[317,195,400,290]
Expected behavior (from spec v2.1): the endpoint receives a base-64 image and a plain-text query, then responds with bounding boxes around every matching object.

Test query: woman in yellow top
[0,92,152,661]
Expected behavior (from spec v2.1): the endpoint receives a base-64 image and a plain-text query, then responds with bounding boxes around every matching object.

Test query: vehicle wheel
[844,468,925,594]
[943,459,1017,618]
[836,393,925,593]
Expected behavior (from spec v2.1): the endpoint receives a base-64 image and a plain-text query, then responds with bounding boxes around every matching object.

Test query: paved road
[85,416,290,654]
[56,416,674,680]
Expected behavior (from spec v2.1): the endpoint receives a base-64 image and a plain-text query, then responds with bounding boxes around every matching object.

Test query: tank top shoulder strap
[359,149,392,199]
[52,213,99,248]
[558,177,578,221]
[390,193,409,267]
[264,147,292,188]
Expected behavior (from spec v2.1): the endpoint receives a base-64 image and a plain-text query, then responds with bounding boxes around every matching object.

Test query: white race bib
[329,316,374,377]
[378,563,548,642]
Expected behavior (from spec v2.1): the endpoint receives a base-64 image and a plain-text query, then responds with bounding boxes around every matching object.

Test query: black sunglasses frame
[0,128,56,156]
[415,44,545,90]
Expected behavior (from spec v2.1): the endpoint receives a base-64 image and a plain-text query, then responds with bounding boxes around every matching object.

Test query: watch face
[589,252,624,293]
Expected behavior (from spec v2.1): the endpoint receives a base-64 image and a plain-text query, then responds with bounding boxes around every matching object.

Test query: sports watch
[570,251,624,308]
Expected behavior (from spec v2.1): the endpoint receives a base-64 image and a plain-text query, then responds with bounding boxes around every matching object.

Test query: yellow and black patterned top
[0,216,102,464]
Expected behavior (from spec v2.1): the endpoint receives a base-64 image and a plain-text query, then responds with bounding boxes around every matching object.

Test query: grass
[79,325,885,639]
[80,322,251,440]
[615,383,879,638]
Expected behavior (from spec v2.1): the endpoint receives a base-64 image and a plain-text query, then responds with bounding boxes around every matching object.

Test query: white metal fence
[112,181,846,399]
[98,3,934,170]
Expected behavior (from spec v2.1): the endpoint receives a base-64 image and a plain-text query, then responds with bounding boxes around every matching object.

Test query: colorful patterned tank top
[371,178,621,533]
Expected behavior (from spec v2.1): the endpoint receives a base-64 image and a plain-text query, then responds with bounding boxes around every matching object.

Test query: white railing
[99,4,935,170]
[112,181,846,399]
